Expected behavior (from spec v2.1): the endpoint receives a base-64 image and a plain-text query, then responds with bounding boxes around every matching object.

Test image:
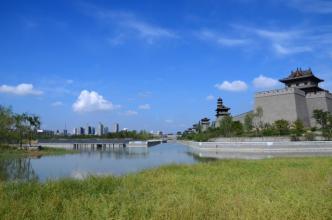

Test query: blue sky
[1,0,332,133]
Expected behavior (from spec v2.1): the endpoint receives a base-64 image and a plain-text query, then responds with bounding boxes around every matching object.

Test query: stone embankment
[180,139,332,159]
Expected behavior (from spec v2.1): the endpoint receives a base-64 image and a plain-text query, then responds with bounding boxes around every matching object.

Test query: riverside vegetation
[181,107,332,142]
[0,157,331,219]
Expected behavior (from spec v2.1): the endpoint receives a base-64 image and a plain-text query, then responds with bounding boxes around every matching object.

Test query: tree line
[181,107,332,142]
[0,106,41,148]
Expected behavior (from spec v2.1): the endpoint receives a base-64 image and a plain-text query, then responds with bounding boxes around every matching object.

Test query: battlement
[255,87,305,98]
[306,91,332,99]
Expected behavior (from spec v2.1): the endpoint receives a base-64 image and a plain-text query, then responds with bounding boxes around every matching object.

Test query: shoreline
[180,140,332,159]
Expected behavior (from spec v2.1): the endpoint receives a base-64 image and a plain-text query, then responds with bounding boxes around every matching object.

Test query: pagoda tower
[279,68,325,94]
[215,97,230,127]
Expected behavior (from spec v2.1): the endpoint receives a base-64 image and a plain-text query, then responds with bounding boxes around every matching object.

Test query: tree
[0,106,14,143]
[322,114,332,140]
[292,120,305,137]
[218,116,233,137]
[26,115,41,147]
[13,114,29,149]
[231,121,244,136]
[244,112,254,132]
[313,109,329,129]
[253,106,264,130]
[274,120,290,136]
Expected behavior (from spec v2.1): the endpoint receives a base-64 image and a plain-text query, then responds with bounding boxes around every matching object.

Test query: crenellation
[255,88,305,98]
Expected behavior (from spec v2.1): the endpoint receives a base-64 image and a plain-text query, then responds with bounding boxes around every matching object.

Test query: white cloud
[289,0,332,14]
[253,75,280,89]
[138,104,151,110]
[198,30,249,47]
[165,119,174,124]
[273,43,312,55]
[215,81,248,92]
[0,83,43,96]
[66,79,74,84]
[206,95,215,101]
[138,91,152,98]
[91,7,177,44]
[123,110,138,116]
[51,101,63,107]
[124,20,177,43]
[72,90,119,112]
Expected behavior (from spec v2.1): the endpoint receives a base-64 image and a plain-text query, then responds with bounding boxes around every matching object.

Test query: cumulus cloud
[206,95,215,101]
[72,90,119,112]
[51,101,63,107]
[215,81,248,92]
[253,75,280,89]
[138,104,151,110]
[0,83,43,96]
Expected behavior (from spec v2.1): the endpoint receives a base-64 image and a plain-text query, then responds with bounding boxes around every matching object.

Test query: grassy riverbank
[0,145,76,159]
[0,157,331,219]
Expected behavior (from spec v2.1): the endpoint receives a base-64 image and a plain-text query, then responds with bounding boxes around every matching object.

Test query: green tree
[0,106,14,144]
[218,116,233,137]
[244,112,254,132]
[26,115,41,147]
[232,121,244,136]
[313,109,329,129]
[274,120,290,136]
[13,113,29,149]
[292,120,305,137]
[322,114,332,140]
[255,107,264,128]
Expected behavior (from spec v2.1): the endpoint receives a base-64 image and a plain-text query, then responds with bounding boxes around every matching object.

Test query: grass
[0,157,331,219]
[0,145,77,160]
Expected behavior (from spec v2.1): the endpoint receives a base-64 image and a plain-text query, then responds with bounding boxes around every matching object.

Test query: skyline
[1,0,332,132]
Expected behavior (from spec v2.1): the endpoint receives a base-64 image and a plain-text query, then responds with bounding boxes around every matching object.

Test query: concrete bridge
[38,139,166,150]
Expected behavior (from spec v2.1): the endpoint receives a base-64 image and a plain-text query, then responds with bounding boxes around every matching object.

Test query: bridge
[38,139,167,150]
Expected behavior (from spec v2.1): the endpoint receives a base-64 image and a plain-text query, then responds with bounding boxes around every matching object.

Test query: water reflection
[0,158,38,182]
[0,144,200,182]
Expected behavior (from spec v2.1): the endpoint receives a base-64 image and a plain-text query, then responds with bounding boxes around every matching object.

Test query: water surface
[0,143,205,182]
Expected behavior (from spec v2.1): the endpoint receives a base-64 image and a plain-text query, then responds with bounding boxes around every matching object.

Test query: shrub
[304,132,315,141]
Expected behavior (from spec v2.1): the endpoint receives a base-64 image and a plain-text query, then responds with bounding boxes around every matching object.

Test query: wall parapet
[255,87,305,98]
[306,91,332,99]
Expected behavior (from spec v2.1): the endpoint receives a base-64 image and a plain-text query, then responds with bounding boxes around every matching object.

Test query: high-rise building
[97,122,104,136]
[103,126,109,135]
[112,123,119,133]
[80,127,85,135]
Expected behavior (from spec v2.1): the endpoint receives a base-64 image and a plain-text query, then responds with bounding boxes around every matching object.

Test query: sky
[1,0,332,133]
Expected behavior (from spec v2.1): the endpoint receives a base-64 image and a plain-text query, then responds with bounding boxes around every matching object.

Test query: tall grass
[0,157,331,219]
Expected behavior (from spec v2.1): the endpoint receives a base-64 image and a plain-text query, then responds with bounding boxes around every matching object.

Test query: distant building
[254,68,332,127]
[97,123,104,136]
[215,97,231,128]
[103,126,109,135]
[200,118,210,132]
[37,129,54,136]
[79,127,85,135]
[63,129,68,136]
[85,125,94,135]
[234,68,332,127]
[112,123,120,133]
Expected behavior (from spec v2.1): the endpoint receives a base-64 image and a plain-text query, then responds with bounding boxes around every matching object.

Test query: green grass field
[0,157,331,219]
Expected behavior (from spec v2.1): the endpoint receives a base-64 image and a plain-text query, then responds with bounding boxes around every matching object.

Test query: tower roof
[216,97,230,117]
[279,68,324,84]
